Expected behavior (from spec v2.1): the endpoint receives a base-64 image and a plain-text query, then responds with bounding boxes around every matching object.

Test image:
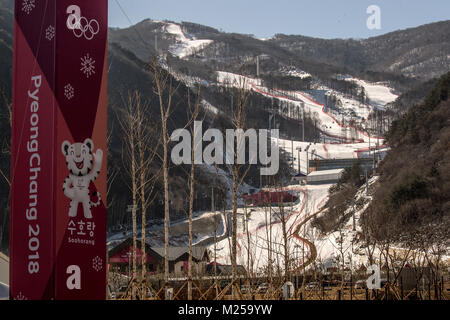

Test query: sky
[108,0,450,39]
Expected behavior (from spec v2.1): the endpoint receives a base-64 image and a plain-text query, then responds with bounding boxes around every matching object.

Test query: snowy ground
[163,23,213,59]
[203,71,411,272]
[107,209,228,249]
[216,71,386,144]
[345,77,399,110]
[279,66,312,79]
[209,183,330,273]
[209,174,449,273]
[312,176,378,270]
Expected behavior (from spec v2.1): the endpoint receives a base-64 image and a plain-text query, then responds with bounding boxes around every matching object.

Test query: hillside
[108,19,449,91]
[361,72,450,245]
[269,20,450,81]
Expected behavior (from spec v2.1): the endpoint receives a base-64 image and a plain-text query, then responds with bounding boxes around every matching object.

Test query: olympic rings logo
[73,17,99,40]
[66,5,100,41]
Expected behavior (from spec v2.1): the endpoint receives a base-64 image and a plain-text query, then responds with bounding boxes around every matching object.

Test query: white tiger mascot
[61,138,103,219]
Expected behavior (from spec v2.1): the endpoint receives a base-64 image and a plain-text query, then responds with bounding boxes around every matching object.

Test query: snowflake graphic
[22,0,35,15]
[14,292,28,300]
[80,53,96,78]
[45,25,55,41]
[92,256,103,272]
[64,84,74,100]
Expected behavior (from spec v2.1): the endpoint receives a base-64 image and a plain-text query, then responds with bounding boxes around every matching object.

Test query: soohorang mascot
[61,138,103,219]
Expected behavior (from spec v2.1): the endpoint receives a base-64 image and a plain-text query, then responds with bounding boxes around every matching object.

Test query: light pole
[291,140,294,168]
[301,103,305,142]
[305,144,311,174]
[296,147,302,174]
[127,251,132,280]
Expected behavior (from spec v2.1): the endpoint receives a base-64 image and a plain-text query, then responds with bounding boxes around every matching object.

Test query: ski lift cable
[114,0,157,55]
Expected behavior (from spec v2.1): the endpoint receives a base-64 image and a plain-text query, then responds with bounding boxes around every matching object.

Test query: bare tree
[261,192,274,294]
[330,215,351,290]
[270,188,291,282]
[150,58,180,288]
[115,91,139,299]
[133,92,162,298]
[243,201,256,280]
[186,86,203,300]
[228,77,252,298]
[106,123,119,212]
[115,90,162,300]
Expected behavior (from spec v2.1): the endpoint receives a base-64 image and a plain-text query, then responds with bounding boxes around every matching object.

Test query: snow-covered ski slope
[210,174,449,273]
[163,23,213,59]
[206,71,398,271]
[211,183,330,272]
[216,71,391,145]
[345,77,398,110]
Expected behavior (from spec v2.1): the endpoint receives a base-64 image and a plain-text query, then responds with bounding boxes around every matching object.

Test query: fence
[111,274,449,301]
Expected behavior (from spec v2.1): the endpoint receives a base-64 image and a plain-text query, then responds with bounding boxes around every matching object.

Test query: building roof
[151,246,207,262]
[294,172,307,177]
[108,238,208,263]
[307,168,345,177]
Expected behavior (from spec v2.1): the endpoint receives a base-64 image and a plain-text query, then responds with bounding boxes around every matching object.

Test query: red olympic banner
[11,0,108,300]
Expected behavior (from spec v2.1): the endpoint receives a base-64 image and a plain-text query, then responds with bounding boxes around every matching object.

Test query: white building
[307,168,345,185]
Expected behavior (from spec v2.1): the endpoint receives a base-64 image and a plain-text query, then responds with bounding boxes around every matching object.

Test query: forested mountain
[362,72,450,244]
[269,21,450,81]
[110,19,450,93]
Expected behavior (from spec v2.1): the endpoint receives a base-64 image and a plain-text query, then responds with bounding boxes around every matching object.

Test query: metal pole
[256,56,260,77]
[211,187,215,212]
[376,109,379,165]
[302,104,305,142]
[306,151,309,174]
[231,95,234,121]
[272,98,276,131]
[291,140,294,168]
[372,131,375,170]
